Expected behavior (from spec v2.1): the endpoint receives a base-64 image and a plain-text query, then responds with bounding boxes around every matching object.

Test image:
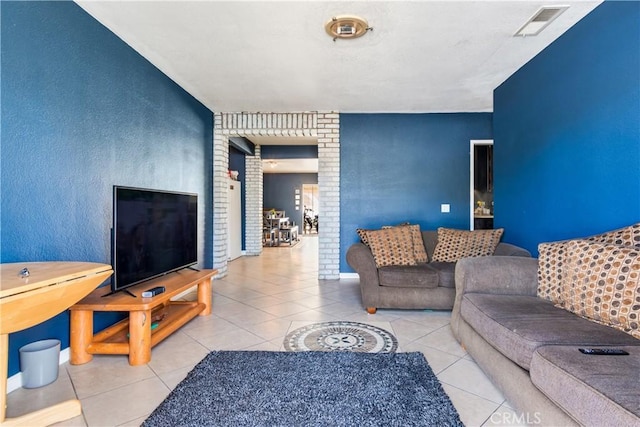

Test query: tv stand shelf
[70,268,216,366]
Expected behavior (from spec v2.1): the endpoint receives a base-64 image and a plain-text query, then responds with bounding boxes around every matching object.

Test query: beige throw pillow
[356,228,372,246]
[359,224,428,263]
[382,224,428,264]
[431,227,504,263]
[362,227,417,268]
[587,222,640,248]
[559,240,640,339]
[537,222,640,304]
[405,225,429,264]
[537,240,574,305]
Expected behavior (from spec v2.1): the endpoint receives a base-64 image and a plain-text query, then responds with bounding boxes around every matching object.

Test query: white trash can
[19,339,61,388]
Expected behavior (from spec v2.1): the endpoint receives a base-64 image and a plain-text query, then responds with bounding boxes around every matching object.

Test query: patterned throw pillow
[359,224,428,263]
[537,240,574,304]
[362,227,417,268]
[356,228,372,246]
[405,224,429,264]
[537,222,640,304]
[559,240,640,339]
[587,222,640,248]
[381,224,428,264]
[431,227,504,263]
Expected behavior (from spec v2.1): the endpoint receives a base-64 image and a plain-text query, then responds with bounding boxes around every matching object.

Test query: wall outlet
[441,204,450,213]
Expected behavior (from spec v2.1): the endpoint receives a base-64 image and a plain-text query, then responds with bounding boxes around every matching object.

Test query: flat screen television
[112,186,198,294]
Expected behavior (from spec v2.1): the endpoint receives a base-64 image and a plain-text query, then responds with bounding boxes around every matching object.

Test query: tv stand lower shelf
[69,269,217,366]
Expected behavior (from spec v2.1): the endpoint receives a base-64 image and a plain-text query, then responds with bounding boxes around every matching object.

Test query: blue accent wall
[262,145,319,230]
[494,1,640,255]
[1,2,213,376]
[340,114,493,272]
[264,173,318,227]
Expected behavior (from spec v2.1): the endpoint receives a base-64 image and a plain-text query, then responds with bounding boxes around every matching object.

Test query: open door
[470,140,494,230]
[302,184,319,234]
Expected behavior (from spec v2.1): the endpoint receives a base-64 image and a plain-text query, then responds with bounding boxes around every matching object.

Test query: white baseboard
[7,347,70,393]
[339,272,359,279]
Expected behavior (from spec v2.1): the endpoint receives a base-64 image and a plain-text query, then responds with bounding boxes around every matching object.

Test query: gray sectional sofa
[346,229,530,313]
[452,256,640,426]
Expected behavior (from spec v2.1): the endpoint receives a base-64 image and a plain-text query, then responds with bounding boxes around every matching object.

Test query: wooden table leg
[70,309,93,365]
[1,333,8,422]
[197,278,212,316]
[128,310,151,365]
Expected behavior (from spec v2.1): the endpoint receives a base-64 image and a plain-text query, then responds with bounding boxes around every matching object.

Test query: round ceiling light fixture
[325,15,372,41]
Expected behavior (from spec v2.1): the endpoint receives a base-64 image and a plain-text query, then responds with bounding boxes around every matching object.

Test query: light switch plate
[441,204,450,213]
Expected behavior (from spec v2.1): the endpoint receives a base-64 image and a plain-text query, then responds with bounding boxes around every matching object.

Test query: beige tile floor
[6,235,525,426]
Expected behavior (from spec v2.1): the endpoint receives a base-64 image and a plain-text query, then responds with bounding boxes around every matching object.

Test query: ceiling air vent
[514,5,569,37]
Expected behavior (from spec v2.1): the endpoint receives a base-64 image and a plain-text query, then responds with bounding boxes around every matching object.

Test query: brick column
[212,113,229,277]
[317,112,340,279]
[244,145,263,255]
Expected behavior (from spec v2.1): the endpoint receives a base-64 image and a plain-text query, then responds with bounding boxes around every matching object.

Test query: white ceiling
[76,1,602,114]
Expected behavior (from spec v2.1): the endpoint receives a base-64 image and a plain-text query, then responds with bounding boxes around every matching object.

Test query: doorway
[212,111,340,279]
[302,184,319,234]
[470,139,494,230]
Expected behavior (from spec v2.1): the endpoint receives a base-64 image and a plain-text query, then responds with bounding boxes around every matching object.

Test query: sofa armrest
[451,256,539,339]
[346,243,381,308]
[494,242,531,257]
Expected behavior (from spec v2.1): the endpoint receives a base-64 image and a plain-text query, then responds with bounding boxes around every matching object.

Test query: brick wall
[213,112,340,279]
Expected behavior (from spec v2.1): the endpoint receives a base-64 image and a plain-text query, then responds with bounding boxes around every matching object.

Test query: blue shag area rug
[143,351,463,427]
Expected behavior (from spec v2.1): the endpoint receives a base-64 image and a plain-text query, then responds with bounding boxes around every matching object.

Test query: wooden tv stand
[69,268,216,366]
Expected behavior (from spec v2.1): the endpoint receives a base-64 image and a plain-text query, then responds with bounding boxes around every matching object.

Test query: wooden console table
[0,261,113,426]
[69,268,216,366]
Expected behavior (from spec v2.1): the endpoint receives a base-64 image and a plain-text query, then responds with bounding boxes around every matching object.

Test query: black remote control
[141,286,165,298]
[579,348,629,356]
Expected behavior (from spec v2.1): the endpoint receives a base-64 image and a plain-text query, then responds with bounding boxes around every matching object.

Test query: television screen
[112,186,198,293]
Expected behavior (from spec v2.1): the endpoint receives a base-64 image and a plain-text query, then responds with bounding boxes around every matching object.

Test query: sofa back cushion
[560,240,640,339]
[537,222,640,304]
[421,230,438,259]
[431,227,504,263]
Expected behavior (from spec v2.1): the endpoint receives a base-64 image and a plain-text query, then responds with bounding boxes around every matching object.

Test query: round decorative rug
[284,321,398,353]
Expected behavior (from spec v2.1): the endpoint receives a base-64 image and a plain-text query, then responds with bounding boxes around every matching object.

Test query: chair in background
[263,212,280,246]
[278,220,299,246]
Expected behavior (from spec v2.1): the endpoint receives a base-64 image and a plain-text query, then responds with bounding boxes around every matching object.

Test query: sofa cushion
[432,227,503,262]
[530,345,640,426]
[537,222,640,305]
[460,293,640,370]
[429,262,456,288]
[362,227,417,267]
[378,264,439,288]
[560,240,640,339]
